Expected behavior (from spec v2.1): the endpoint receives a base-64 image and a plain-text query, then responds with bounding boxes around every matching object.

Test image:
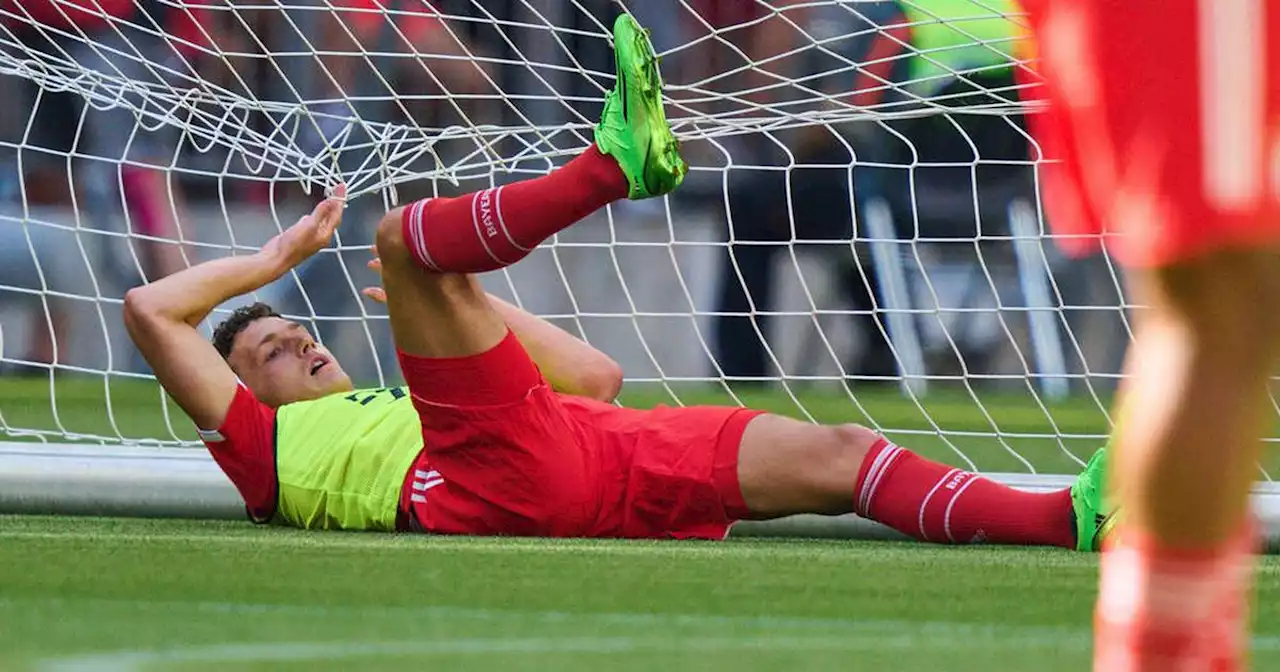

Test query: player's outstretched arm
[124,187,347,429]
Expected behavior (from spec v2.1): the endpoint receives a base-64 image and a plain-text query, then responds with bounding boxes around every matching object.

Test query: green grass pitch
[4,517,1280,671]
[6,376,1280,669]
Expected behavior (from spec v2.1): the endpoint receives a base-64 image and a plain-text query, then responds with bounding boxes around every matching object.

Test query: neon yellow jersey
[903,0,1027,94]
[272,387,424,531]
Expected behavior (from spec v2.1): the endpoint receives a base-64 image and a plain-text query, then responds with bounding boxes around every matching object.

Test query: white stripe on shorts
[1199,0,1265,210]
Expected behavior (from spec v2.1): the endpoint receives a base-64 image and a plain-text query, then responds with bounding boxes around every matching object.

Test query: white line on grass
[35,630,1088,672]
[21,600,1280,670]
[36,628,1280,672]
[0,528,978,563]
[0,595,1086,633]
[7,595,1280,647]
[0,529,784,556]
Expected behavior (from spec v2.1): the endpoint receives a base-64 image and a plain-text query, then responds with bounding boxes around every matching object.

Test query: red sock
[1095,526,1256,672]
[401,145,629,273]
[852,439,1076,548]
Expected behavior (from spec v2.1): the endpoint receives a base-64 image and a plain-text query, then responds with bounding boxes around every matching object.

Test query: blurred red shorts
[1022,0,1280,267]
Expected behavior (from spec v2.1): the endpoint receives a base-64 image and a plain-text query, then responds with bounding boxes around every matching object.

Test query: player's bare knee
[780,423,878,513]
[374,207,411,266]
[798,424,877,489]
[832,423,879,453]
[826,423,878,473]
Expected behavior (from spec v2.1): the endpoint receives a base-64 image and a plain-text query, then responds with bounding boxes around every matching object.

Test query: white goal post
[1,0,1278,540]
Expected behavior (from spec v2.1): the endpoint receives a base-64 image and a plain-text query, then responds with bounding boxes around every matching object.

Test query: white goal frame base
[6,442,1280,550]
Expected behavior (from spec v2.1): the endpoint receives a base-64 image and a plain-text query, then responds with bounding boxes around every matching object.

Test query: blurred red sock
[853,439,1076,548]
[1094,526,1255,672]
[401,145,628,273]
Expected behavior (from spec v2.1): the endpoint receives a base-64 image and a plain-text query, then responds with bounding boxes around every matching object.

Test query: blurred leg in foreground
[1026,1,1280,669]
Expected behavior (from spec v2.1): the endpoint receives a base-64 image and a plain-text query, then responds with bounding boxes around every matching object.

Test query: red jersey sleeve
[199,383,278,523]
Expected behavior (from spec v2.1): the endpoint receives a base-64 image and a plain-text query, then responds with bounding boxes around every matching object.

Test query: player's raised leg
[728,414,1111,551]
[374,13,683,356]
[385,14,684,277]
[373,13,683,357]
[369,14,687,535]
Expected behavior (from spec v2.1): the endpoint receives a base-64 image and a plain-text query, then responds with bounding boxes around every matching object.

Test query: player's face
[228,317,354,407]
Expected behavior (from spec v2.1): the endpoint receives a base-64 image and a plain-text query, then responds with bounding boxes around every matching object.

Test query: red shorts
[1023,0,1280,267]
[396,332,763,540]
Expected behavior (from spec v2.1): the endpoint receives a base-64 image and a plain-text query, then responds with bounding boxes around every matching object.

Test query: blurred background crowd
[0,0,1131,395]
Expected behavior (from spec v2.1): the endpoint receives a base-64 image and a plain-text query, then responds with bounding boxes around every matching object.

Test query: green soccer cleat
[1071,447,1117,552]
[594,13,687,200]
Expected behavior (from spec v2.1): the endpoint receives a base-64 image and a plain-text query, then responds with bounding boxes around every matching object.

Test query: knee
[824,423,880,469]
[737,416,883,517]
[783,422,881,514]
[796,423,880,484]
[374,207,411,266]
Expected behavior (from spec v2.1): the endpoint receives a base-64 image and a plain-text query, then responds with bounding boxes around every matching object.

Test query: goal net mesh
[0,0,1240,481]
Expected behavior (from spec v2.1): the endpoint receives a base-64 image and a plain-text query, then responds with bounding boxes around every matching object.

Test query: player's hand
[361,252,388,304]
[261,184,347,269]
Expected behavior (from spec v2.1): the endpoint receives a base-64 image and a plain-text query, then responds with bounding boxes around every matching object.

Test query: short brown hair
[212,302,282,359]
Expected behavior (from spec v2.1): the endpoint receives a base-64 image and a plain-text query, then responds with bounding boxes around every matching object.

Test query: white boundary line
[0,529,824,557]
[36,630,1087,672]
[18,597,1280,671]
[36,627,1280,671]
[0,596,1084,632]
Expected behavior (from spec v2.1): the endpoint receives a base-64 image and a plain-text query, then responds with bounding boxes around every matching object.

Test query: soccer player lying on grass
[124,14,1111,549]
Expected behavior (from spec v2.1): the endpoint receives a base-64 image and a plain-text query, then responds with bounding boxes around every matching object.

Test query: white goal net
[0,0,1255,490]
